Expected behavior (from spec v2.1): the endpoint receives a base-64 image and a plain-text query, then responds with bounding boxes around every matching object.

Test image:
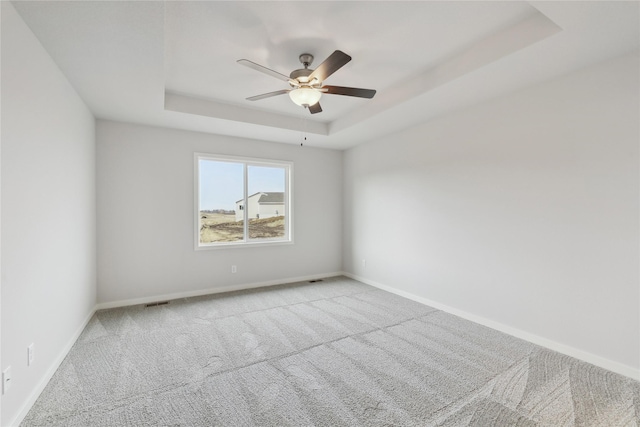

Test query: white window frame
[195,153,293,250]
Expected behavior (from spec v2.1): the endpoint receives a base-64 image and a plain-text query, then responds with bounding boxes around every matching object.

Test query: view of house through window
[197,155,291,246]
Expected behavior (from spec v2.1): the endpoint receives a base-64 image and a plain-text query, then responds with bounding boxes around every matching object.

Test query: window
[196,154,292,248]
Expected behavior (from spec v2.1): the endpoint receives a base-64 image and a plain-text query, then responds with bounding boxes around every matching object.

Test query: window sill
[195,239,294,251]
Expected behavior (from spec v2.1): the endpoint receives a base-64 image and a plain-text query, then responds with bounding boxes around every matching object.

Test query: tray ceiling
[11,1,640,149]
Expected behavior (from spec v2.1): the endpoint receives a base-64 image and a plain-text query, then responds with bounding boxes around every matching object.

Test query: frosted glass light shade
[289,88,322,107]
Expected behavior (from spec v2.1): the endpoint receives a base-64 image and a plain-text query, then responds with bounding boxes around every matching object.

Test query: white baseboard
[96,272,344,310]
[9,306,97,427]
[343,272,640,382]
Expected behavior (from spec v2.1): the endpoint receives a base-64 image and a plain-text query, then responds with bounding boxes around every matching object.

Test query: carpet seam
[38,313,439,424]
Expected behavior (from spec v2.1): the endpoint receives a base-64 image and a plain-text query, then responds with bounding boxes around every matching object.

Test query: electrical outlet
[2,366,12,394]
[362,259,367,268]
[28,343,35,366]
[231,265,237,273]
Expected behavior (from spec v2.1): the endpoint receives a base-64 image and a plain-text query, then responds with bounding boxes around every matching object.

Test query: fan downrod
[291,54,315,81]
[299,54,314,69]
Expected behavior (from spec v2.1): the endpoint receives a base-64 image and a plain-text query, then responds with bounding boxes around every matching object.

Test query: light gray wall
[96,121,343,304]
[1,3,97,425]
[343,52,640,375]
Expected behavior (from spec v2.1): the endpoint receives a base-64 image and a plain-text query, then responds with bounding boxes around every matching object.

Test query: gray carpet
[21,276,639,426]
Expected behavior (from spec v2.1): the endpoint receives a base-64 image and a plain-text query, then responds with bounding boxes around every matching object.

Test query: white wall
[1,3,97,425]
[343,52,639,377]
[96,121,342,305]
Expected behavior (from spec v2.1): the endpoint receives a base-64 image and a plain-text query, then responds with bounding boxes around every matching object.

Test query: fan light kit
[238,51,376,114]
[289,87,322,107]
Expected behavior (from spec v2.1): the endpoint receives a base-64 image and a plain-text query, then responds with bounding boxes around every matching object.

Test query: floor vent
[308,279,324,283]
[145,301,170,308]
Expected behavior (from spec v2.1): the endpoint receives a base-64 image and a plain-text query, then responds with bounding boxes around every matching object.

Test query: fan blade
[323,85,376,99]
[246,89,289,101]
[308,102,322,114]
[308,50,351,82]
[237,59,290,82]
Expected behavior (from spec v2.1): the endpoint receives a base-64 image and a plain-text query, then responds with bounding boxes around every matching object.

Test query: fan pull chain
[300,117,308,147]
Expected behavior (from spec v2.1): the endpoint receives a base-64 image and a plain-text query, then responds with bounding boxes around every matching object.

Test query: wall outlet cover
[2,366,12,394]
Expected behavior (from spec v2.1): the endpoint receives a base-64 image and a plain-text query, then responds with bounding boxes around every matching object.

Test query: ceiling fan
[238,50,376,114]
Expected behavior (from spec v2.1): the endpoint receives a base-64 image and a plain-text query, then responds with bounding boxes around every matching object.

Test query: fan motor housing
[290,68,313,82]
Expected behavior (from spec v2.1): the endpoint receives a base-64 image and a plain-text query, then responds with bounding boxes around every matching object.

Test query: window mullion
[243,163,248,241]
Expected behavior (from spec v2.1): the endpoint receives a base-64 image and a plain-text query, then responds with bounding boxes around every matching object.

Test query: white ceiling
[11,1,640,149]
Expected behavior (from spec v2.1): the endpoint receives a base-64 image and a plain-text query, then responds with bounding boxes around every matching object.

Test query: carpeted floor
[22,276,639,426]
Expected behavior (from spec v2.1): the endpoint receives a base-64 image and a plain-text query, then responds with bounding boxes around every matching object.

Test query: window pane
[199,160,244,243]
[247,165,286,240]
